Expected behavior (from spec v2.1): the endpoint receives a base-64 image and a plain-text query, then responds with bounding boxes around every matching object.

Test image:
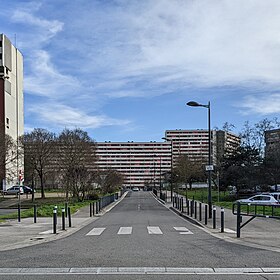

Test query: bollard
[199,202,202,221]
[173,197,175,207]
[65,202,68,217]
[187,200,189,215]
[213,206,216,229]
[54,206,58,225]
[53,209,57,234]
[237,202,241,238]
[221,207,224,233]
[93,202,95,216]
[62,208,66,230]
[194,201,197,219]
[190,200,193,217]
[34,205,37,223]
[205,204,208,225]
[68,207,72,228]
[90,202,92,217]
[18,203,21,223]
[181,198,184,212]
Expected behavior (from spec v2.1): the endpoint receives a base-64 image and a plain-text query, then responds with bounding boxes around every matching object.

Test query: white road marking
[86,227,106,236]
[173,227,193,235]
[224,228,236,233]
[39,230,53,235]
[147,226,163,234]
[0,267,279,275]
[118,227,132,235]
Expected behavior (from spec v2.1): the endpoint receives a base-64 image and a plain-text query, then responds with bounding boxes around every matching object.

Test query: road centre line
[0,267,280,275]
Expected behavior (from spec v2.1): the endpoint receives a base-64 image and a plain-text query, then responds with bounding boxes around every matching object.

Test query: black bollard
[221,207,224,233]
[213,206,216,229]
[199,202,202,221]
[34,205,37,223]
[53,208,57,234]
[68,207,72,228]
[62,208,66,230]
[18,203,21,223]
[205,204,208,225]
[90,202,92,217]
[194,201,197,219]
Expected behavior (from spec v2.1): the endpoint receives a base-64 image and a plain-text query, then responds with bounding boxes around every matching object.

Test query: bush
[86,192,99,200]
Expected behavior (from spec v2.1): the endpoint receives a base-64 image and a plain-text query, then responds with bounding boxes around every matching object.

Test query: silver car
[238,194,279,205]
[4,186,24,195]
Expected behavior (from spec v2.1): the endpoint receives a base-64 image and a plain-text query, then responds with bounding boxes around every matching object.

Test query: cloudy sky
[2,0,280,141]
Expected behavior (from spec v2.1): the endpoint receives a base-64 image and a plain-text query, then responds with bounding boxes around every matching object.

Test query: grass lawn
[0,197,95,221]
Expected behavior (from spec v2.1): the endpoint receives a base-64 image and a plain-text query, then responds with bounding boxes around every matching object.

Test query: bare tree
[57,128,97,201]
[97,169,123,194]
[175,155,205,191]
[23,128,56,198]
[0,133,18,187]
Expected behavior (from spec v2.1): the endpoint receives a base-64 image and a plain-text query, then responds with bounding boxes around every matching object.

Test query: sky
[1,0,280,142]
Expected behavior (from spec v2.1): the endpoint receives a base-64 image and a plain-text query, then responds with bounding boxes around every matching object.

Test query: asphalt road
[1,191,280,279]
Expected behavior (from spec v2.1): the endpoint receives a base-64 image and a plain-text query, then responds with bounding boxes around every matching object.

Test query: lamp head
[186,101,200,107]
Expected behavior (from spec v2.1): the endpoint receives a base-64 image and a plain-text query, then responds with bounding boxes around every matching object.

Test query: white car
[132,187,139,191]
[238,194,279,205]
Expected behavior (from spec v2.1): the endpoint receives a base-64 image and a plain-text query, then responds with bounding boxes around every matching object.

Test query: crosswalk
[86,226,193,236]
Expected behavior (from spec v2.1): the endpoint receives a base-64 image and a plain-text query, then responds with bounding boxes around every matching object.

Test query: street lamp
[162,137,173,202]
[186,101,212,218]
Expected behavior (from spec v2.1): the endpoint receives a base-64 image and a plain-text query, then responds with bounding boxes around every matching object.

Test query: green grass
[0,198,95,221]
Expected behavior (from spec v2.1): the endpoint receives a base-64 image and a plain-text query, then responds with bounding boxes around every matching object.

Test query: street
[1,191,280,279]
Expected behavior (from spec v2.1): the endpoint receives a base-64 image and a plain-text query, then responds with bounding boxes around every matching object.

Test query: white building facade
[0,34,24,188]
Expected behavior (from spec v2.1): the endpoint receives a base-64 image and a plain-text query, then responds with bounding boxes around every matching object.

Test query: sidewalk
[157,191,280,253]
[0,193,127,251]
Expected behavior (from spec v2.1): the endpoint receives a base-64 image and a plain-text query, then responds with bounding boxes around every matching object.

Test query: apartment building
[96,130,240,189]
[96,141,171,189]
[265,128,280,157]
[0,34,24,188]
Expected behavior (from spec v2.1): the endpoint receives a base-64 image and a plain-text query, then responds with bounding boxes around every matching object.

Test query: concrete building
[0,34,24,188]
[265,128,280,157]
[96,130,240,189]
[96,141,171,189]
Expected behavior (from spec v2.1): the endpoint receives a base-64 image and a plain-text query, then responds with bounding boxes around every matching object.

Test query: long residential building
[96,129,240,189]
[0,34,24,189]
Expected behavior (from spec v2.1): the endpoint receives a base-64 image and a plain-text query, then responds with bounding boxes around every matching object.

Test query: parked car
[132,187,139,191]
[237,194,279,205]
[3,186,24,195]
[22,186,35,194]
[266,192,280,202]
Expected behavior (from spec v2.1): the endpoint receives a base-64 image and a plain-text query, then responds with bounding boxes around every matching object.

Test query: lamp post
[162,137,173,202]
[186,101,212,218]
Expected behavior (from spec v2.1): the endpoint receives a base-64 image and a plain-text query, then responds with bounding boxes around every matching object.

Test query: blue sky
[2,0,280,142]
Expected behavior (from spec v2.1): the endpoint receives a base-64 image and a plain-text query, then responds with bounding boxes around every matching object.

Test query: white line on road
[0,267,280,275]
[147,226,163,234]
[173,227,193,235]
[118,227,132,235]
[86,228,106,236]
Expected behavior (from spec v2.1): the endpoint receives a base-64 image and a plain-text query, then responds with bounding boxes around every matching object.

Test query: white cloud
[25,50,81,98]
[27,103,130,129]
[239,93,280,115]
[12,4,63,41]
